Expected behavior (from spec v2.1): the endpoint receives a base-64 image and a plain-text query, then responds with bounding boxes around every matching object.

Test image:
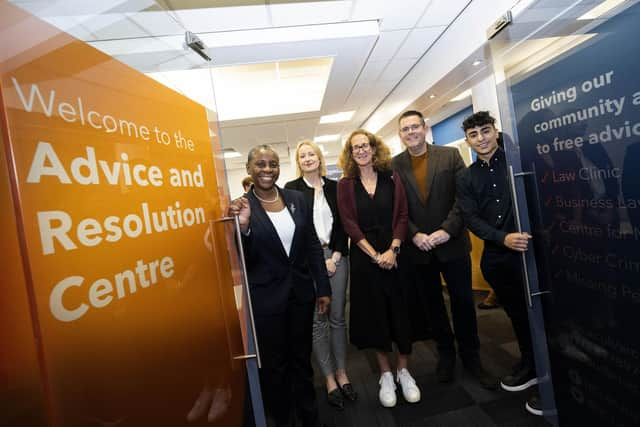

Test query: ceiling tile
[127,10,183,35]
[417,0,468,27]
[358,60,387,84]
[84,14,149,39]
[394,26,443,59]
[379,0,433,30]
[378,59,415,81]
[175,5,270,33]
[269,1,353,27]
[369,30,409,61]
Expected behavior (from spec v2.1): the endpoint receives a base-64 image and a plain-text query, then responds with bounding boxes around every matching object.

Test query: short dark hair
[247,144,278,164]
[462,111,496,132]
[398,110,425,124]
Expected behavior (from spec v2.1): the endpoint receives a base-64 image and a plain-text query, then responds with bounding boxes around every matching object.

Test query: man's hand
[412,232,435,251]
[504,232,532,252]
[228,197,251,232]
[428,229,450,247]
[317,296,331,314]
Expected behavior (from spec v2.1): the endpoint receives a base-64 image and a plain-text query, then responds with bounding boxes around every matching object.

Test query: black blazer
[392,144,471,264]
[284,176,348,255]
[242,187,331,315]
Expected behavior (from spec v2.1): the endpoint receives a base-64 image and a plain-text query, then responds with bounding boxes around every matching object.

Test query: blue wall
[431,106,473,145]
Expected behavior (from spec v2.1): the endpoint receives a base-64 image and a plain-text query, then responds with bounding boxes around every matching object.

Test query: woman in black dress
[336,129,421,408]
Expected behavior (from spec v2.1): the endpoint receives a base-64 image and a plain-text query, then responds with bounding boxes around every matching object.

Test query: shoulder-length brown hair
[294,140,327,177]
[338,129,391,178]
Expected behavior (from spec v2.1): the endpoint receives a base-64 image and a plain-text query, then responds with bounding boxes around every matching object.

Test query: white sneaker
[397,368,421,403]
[378,372,397,407]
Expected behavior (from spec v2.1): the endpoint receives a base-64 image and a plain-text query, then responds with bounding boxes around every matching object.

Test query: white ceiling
[10,0,522,170]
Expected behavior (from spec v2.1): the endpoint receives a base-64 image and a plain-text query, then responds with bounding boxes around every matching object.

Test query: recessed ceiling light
[223,149,242,159]
[472,60,482,66]
[429,94,436,99]
[319,111,355,124]
[450,89,472,102]
[314,134,340,143]
[578,0,625,20]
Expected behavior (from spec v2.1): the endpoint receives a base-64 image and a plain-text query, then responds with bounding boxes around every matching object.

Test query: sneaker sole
[525,401,543,416]
[500,377,538,392]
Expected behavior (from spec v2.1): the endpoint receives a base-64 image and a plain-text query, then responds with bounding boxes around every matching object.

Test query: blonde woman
[285,141,355,410]
[336,130,420,408]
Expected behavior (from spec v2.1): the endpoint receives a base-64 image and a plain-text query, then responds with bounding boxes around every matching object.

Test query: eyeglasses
[400,123,423,133]
[351,143,371,152]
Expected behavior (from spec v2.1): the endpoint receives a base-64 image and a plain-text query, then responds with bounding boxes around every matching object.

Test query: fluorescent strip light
[578,0,625,20]
[319,111,355,124]
[314,134,340,143]
[450,89,472,102]
[223,150,242,159]
[472,60,482,66]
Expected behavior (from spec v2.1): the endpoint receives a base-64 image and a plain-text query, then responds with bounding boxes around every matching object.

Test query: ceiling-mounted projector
[185,31,211,62]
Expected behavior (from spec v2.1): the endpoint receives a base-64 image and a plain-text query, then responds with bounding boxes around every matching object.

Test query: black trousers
[480,250,534,365]
[414,255,480,363]
[254,298,318,427]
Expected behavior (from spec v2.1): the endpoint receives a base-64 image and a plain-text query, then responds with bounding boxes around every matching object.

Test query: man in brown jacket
[392,110,495,389]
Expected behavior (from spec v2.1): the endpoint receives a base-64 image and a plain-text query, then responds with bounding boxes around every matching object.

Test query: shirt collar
[478,147,504,168]
[302,176,324,188]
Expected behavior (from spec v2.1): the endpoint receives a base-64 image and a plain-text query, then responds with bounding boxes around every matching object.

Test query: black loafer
[339,383,358,402]
[327,388,344,410]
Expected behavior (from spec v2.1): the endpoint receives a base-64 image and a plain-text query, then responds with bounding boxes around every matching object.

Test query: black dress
[348,172,413,354]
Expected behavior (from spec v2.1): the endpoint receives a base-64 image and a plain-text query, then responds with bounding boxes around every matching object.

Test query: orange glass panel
[0,2,245,426]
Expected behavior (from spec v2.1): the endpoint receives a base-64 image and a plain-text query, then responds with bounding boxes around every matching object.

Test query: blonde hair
[294,140,327,177]
[338,129,391,178]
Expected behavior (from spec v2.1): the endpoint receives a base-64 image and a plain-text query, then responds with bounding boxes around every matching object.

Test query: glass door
[490,1,640,425]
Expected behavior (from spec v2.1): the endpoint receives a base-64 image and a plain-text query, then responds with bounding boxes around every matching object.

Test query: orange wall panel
[1,3,245,426]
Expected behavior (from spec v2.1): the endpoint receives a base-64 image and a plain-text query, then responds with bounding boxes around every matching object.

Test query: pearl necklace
[253,187,279,203]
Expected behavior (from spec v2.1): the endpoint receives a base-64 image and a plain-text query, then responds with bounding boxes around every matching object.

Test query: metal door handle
[216,215,261,368]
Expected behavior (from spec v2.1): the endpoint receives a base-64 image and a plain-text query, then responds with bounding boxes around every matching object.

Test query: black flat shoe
[327,388,344,410]
[339,383,358,402]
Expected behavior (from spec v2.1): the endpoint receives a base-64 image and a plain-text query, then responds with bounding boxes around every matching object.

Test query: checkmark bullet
[545,197,553,207]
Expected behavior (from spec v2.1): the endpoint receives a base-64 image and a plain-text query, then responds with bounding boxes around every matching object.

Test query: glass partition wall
[489,1,640,425]
[1,1,261,426]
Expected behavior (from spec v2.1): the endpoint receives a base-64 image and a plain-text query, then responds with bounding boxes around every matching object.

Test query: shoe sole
[500,377,538,392]
[525,401,543,416]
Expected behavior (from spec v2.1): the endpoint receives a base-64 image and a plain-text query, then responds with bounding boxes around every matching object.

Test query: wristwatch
[392,245,400,255]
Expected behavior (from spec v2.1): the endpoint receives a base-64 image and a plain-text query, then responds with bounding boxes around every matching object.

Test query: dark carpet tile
[417,405,497,427]
[480,392,550,427]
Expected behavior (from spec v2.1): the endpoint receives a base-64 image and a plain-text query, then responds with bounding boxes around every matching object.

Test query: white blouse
[266,207,296,256]
[303,177,334,246]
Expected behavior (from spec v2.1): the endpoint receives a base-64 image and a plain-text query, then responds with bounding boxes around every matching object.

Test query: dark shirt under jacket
[284,176,348,256]
[456,148,515,253]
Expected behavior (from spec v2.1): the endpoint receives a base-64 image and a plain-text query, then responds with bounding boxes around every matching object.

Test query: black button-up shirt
[456,148,515,252]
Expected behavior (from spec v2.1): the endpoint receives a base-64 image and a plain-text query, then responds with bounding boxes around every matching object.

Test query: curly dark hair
[462,111,496,132]
[338,129,391,178]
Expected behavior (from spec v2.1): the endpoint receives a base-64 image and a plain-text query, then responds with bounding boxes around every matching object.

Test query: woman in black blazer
[229,144,330,427]
[285,141,356,410]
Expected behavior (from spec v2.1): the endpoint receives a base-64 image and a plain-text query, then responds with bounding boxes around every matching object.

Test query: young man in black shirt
[456,111,541,415]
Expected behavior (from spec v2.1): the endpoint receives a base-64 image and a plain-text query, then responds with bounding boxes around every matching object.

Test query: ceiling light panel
[314,134,340,143]
[319,111,355,124]
[212,58,334,121]
[577,0,626,20]
[450,88,471,102]
[269,1,353,27]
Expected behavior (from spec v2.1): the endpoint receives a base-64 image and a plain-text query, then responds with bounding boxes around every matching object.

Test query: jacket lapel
[281,189,302,260]
[249,189,289,260]
[398,150,425,206]
[424,144,439,203]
